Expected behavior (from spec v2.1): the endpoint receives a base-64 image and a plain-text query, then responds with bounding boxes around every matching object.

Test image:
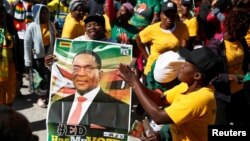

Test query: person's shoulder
[189,86,215,104]
[198,86,215,96]
[73,35,86,41]
[141,22,159,30]
[25,22,37,30]
[176,21,188,28]
[190,17,198,22]
[164,82,188,95]
[64,13,76,23]
[29,22,37,26]
[139,22,160,34]
[150,22,161,28]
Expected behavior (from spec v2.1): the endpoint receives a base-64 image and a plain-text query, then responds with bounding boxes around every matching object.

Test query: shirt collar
[75,86,101,101]
[161,23,176,33]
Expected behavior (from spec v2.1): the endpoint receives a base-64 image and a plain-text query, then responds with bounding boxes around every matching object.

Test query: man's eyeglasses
[73,65,100,74]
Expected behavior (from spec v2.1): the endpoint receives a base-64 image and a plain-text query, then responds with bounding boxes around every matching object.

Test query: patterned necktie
[68,96,87,124]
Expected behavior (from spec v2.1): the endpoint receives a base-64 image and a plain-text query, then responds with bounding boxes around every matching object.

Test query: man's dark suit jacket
[48,89,130,130]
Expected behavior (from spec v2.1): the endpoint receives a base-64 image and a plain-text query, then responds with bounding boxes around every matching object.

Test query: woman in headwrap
[61,0,88,39]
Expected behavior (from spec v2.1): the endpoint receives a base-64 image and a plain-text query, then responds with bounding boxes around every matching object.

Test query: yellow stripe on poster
[59,41,71,48]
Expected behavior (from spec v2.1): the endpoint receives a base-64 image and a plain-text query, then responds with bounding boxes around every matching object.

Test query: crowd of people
[0,0,250,140]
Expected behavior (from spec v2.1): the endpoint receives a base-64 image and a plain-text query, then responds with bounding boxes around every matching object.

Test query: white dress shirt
[67,86,101,124]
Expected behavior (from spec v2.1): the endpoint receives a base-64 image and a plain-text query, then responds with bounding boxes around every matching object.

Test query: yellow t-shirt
[245,28,250,47]
[224,40,244,93]
[7,0,16,4]
[164,82,216,141]
[47,0,69,13]
[139,22,189,75]
[183,17,198,37]
[40,23,50,47]
[61,13,85,39]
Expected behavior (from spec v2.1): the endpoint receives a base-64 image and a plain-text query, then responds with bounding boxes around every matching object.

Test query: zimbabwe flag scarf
[13,0,33,31]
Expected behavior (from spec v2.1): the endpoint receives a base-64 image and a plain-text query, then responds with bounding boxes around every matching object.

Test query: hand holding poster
[47,38,132,141]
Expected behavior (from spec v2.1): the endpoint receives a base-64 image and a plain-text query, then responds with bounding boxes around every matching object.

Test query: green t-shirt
[130,0,160,28]
[111,21,139,44]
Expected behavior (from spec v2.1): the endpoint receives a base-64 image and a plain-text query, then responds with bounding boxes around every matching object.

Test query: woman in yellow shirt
[118,47,222,141]
[207,9,250,125]
[0,6,17,106]
[136,1,189,76]
[61,0,87,39]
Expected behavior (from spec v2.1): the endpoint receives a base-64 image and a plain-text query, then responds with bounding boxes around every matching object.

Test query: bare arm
[135,35,149,59]
[118,64,173,124]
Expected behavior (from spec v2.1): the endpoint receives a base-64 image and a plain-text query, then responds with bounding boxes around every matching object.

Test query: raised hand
[117,63,139,88]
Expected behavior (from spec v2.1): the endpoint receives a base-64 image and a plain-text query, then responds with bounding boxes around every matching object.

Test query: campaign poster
[47,38,132,141]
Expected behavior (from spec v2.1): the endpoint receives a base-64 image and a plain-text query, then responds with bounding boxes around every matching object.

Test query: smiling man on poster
[48,50,129,136]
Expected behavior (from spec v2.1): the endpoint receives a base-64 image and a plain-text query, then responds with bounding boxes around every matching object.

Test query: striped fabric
[25,3,33,23]
[13,1,33,31]
[14,1,25,20]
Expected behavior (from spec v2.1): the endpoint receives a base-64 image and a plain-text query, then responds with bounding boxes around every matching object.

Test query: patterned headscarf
[69,0,86,12]
[14,0,33,23]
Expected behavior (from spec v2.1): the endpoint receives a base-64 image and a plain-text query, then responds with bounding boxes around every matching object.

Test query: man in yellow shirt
[118,46,223,141]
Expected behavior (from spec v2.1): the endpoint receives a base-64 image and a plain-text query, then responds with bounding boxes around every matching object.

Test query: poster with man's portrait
[47,38,132,141]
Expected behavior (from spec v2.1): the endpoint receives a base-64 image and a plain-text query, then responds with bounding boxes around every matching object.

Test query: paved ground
[13,78,47,141]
